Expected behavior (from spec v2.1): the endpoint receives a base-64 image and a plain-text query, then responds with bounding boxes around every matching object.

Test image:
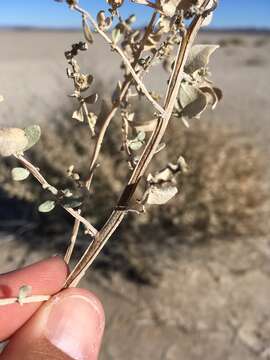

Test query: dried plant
[0,0,221,304]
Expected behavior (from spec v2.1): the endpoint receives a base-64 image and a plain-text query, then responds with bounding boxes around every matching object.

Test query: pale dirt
[0,30,270,359]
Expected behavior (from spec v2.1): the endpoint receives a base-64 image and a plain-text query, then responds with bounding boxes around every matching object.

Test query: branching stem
[15,155,97,237]
[65,0,213,288]
[73,5,164,115]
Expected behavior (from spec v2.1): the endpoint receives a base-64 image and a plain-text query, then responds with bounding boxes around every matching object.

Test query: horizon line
[1,25,270,33]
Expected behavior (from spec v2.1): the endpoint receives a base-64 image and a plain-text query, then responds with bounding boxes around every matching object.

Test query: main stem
[65,12,158,262]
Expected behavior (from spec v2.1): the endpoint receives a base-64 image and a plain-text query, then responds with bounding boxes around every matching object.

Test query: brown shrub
[0,109,268,283]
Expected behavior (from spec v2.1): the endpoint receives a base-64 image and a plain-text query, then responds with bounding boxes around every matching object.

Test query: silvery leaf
[24,125,41,150]
[180,83,208,119]
[129,140,143,151]
[38,201,56,213]
[18,285,32,305]
[137,131,146,141]
[185,44,219,74]
[11,167,30,181]
[146,185,178,205]
[72,106,84,122]
[0,128,28,157]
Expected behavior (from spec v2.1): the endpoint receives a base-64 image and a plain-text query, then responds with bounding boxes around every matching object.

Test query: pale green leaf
[38,201,56,213]
[24,125,41,150]
[11,167,30,181]
[137,131,146,141]
[129,140,143,151]
[18,285,32,305]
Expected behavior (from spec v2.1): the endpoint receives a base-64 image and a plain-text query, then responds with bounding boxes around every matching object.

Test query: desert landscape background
[0,28,270,359]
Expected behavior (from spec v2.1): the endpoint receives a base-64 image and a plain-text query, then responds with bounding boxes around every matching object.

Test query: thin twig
[73,4,164,116]
[0,295,50,306]
[64,209,81,263]
[15,154,98,237]
[86,11,158,189]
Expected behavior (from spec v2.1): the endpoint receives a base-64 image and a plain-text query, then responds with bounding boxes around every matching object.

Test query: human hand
[0,256,105,360]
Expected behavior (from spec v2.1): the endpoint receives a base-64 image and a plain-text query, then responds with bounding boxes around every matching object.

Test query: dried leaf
[24,125,41,150]
[213,87,223,101]
[87,112,97,135]
[82,16,93,44]
[146,184,178,205]
[11,167,30,181]
[131,118,157,132]
[161,0,178,17]
[126,14,136,25]
[97,11,112,31]
[177,156,189,174]
[202,12,213,27]
[38,201,56,213]
[185,44,219,74]
[200,86,218,109]
[112,28,122,45]
[0,128,28,157]
[179,83,208,119]
[72,106,84,122]
[84,93,98,104]
[111,81,122,104]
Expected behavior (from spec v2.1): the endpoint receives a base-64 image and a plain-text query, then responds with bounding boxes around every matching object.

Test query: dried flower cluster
[0,0,220,303]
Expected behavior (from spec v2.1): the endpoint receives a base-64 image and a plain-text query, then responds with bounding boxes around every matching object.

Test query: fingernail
[46,294,104,360]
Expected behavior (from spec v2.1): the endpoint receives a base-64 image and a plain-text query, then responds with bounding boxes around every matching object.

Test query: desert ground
[0,29,270,359]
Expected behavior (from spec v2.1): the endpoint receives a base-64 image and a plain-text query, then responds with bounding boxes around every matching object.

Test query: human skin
[0,257,105,360]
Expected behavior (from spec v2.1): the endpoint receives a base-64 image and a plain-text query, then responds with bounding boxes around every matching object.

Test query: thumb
[1,288,105,360]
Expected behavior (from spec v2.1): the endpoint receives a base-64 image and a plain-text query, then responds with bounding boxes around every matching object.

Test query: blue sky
[0,0,269,29]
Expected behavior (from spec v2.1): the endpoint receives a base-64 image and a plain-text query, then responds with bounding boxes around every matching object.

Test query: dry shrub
[219,37,246,48]
[0,110,268,283]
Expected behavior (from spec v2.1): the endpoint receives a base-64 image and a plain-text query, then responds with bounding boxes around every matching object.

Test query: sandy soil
[0,30,270,359]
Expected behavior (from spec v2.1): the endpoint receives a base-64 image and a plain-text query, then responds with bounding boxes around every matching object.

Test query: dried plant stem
[64,209,81,263]
[15,155,97,237]
[0,295,50,306]
[65,12,158,266]
[86,11,158,189]
[65,0,212,288]
[73,5,164,116]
